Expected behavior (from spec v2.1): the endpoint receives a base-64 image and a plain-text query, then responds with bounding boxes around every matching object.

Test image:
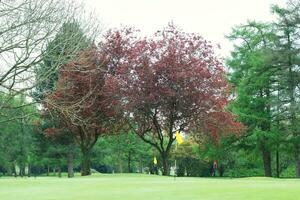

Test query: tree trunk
[58,167,62,178]
[161,152,169,176]
[218,163,225,177]
[28,164,31,177]
[262,146,272,177]
[46,165,50,176]
[7,166,12,176]
[128,150,132,173]
[19,167,23,177]
[81,148,91,176]
[276,149,280,178]
[67,151,74,178]
[118,158,123,173]
[139,158,143,173]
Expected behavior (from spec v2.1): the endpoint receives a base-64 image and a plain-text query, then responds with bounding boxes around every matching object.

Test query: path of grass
[0,174,299,200]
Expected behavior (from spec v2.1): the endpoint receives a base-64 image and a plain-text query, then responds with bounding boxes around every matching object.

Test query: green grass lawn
[0,174,299,200]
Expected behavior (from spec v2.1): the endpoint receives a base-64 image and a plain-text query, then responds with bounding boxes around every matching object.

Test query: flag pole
[174,140,178,181]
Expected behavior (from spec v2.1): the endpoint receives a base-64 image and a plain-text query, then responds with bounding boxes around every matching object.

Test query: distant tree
[0,94,37,176]
[103,24,243,175]
[95,131,152,173]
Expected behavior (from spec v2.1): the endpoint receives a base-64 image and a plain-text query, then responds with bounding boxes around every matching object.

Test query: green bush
[280,165,295,178]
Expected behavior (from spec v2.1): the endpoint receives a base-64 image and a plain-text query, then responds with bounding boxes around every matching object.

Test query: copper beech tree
[103,24,243,175]
[44,47,115,176]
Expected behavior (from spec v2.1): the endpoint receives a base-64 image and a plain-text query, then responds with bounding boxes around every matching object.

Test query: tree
[0,94,37,176]
[227,21,278,177]
[226,1,300,178]
[271,2,300,178]
[44,47,115,176]
[39,116,78,178]
[104,24,242,175]
[34,21,92,101]
[0,0,100,124]
[0,0,83,103]
[33,21,94,178]
[93,132,152,173]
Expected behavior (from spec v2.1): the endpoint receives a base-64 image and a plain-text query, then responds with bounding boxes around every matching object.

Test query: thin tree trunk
[139,158,143,173]
[118,158,123,173]
[128,150,131,173]
[276,148,280,178]
[19,165,24,177]
[58,167,62,178]
[218,163,225,177]
[13,161,17,177]
[28,164,31,177]
[47,165,50,176]
[7,166,12,176]
[67,151,74,178]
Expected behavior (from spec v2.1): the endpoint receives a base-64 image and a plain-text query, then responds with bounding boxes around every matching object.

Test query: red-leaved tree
[44,47,115,176]
[103,24,243,175]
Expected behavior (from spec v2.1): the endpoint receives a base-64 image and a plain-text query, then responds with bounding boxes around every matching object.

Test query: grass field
[0,174,299,200]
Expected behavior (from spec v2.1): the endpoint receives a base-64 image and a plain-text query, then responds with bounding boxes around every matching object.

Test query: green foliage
[223,1,300,178]
[280,165,296,178]
[33,118,79,174]
[92,132,152,173]
[0,94,37,175]
[172,142,210,177]
[2,1,300,179]
[32,21,93,177]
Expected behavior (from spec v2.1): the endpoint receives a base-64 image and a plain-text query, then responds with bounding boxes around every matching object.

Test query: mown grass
[0,174,299,200]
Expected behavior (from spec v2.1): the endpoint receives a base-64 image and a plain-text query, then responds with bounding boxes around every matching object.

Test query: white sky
[84,0,286,58]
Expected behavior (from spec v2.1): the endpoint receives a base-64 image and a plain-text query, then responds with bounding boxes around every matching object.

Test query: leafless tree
[0,0,100,121]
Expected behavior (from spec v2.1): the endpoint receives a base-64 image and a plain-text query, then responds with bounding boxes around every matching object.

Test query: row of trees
[218,0,300,178]
[41,24,241,176]
[2,0,299,179]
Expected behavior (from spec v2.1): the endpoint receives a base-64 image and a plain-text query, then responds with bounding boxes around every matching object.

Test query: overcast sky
[84,0,286,57]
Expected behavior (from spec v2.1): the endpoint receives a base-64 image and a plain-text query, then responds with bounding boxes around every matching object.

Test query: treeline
[1,0,300,179]
[209,0,300,178]
[0,105,211,177]
[0,1,241,177]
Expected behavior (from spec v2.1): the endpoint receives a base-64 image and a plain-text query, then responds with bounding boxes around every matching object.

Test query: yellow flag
[175,131,183,145]
[153,157,158,165]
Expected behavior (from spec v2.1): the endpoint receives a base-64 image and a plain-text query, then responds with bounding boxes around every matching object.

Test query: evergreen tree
[33,21,92,177]
[227,21,277,177]
[271,2,300,177]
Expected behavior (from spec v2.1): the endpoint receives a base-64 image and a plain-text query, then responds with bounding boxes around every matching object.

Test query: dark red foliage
[101,24,243,175]
[103,24,243,141]
[45,47,113,135]
[42,24,243,176]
